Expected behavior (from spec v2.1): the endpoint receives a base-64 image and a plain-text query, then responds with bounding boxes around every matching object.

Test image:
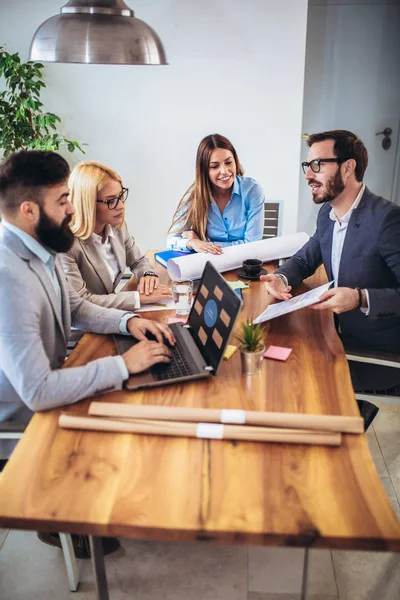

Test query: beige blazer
[61,222,155,310]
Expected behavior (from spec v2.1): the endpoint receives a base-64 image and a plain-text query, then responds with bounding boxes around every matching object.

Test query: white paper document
[136,299,176,313]
[167,233,309,281]
[253,281,334,324]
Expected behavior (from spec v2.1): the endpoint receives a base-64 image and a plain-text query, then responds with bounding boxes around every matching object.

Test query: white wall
[0,0,308,249]
[299,0,400,235]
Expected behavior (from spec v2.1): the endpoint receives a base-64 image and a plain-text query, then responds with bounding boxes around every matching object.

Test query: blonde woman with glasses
[62,161,171,309]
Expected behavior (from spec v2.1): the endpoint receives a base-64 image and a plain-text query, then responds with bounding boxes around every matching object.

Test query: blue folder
[154,249,194,268]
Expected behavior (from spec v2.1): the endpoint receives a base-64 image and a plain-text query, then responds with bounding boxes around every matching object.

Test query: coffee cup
[242,259,263,277]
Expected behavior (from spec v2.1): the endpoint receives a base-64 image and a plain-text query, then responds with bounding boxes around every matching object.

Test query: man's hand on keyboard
[122,339,172,374]
[127,317,176,346]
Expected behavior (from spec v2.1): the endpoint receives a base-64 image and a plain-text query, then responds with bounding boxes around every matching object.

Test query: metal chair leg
[89,535,110,600]
[300,547,309,600]
[59,533,80,591]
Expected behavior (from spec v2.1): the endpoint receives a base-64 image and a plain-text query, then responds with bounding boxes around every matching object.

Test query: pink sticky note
[168,317,187,325]
[263,345,292,361]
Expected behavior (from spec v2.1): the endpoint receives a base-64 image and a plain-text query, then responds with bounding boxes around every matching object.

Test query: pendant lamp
[29,0,167,65]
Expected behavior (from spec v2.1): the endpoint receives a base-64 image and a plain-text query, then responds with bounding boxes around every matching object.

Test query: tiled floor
[0,400,399,600]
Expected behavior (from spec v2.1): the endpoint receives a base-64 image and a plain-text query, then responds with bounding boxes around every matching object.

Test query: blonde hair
[69,161,122,239]
[168,134,243,241]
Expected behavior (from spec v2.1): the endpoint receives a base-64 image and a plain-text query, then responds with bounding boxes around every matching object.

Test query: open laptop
[114,261,242,390]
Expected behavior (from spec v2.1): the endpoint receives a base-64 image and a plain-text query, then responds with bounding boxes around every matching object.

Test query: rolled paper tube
[167,233,310,281]
[88,402,364,434]
[59,415,341,447]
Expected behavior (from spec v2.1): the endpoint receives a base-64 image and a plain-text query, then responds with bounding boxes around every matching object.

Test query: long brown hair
[168,134,244,241]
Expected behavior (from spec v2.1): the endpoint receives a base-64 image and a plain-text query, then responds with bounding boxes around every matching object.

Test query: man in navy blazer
[262,130,400,393]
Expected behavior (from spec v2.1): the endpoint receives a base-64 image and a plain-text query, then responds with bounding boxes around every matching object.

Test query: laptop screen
[187,261,242,372]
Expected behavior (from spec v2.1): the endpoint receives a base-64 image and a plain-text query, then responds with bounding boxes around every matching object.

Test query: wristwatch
[143,271,158,278]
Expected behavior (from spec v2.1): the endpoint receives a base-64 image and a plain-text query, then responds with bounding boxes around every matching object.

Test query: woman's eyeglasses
[301,158,344,174]
[96,187,129,210]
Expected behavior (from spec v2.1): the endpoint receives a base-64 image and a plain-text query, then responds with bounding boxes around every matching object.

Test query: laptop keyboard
[151,334,197,381]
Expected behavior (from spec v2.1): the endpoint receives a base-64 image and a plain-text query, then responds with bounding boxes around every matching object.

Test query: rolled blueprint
[89,402,364,434]
[167,232,309,281]
[59,414,341,446]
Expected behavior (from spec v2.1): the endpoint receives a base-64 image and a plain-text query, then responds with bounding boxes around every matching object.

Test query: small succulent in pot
[236,319,265,374]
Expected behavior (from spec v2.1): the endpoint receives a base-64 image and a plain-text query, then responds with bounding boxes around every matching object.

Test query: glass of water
[171,280,193,316]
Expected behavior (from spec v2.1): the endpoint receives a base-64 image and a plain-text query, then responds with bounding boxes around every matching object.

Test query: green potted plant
[236,319,265,375]
[0,46,84,157]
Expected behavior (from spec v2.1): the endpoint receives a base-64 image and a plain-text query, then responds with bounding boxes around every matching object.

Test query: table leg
[89,536,110,600]
[300,547,309,600]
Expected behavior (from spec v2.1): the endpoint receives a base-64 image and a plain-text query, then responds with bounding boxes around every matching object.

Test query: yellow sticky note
[223,345,237,360]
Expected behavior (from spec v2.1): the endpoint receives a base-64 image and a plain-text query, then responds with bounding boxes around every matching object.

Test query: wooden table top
[0,258,399,552]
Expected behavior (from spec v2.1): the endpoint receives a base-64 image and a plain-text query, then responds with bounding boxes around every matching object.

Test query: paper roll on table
[59,414,341,446]
[88,402,364,434]
[167,233,309,281]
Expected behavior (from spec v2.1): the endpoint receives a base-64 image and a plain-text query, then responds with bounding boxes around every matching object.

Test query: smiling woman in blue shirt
[167,134,265,254]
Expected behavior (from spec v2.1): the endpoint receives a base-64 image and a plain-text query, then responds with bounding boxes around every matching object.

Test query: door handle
[376,127,392,150]
[376,127,392,137]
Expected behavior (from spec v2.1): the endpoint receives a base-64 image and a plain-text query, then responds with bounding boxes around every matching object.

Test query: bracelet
[355,287,363,309]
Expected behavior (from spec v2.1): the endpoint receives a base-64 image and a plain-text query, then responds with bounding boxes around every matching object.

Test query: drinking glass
[171,280,193,316]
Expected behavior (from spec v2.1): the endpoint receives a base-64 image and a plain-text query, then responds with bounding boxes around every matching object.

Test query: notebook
[154,249,193,268]
[114,261,242,390]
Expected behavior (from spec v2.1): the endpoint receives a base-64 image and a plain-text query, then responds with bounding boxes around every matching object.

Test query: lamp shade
[29,1,167,65]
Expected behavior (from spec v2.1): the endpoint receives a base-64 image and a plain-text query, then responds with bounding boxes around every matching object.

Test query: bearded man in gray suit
[0,150,175,556]
[0,150,174,441]
[262,130,400,427]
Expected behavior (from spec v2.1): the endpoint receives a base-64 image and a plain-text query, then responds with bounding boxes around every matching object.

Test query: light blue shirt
[2,220,130,379]
[167,176,265,250]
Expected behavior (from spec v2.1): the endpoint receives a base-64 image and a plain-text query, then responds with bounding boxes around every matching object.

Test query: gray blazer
[0,225,132,443]
[61,222,155,310]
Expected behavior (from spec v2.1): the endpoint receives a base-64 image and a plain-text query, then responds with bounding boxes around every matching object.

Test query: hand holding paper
[311,286,360,314]
[253,281,334,324]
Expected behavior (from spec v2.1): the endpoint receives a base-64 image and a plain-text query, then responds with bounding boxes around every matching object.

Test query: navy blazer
[277,187,400,354]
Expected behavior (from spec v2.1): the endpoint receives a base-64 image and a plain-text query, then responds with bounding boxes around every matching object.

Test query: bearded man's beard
[311,168,345,204]
[35,207,74,253]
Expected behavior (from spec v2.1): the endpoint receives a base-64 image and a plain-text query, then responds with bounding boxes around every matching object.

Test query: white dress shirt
[92,225,141,309]
[92,225,120,283]
[329,183,369,313]
[329,184,364,284]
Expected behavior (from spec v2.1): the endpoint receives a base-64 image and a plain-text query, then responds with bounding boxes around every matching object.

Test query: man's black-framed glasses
[301,158,343,174]
[96,187,129,210]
